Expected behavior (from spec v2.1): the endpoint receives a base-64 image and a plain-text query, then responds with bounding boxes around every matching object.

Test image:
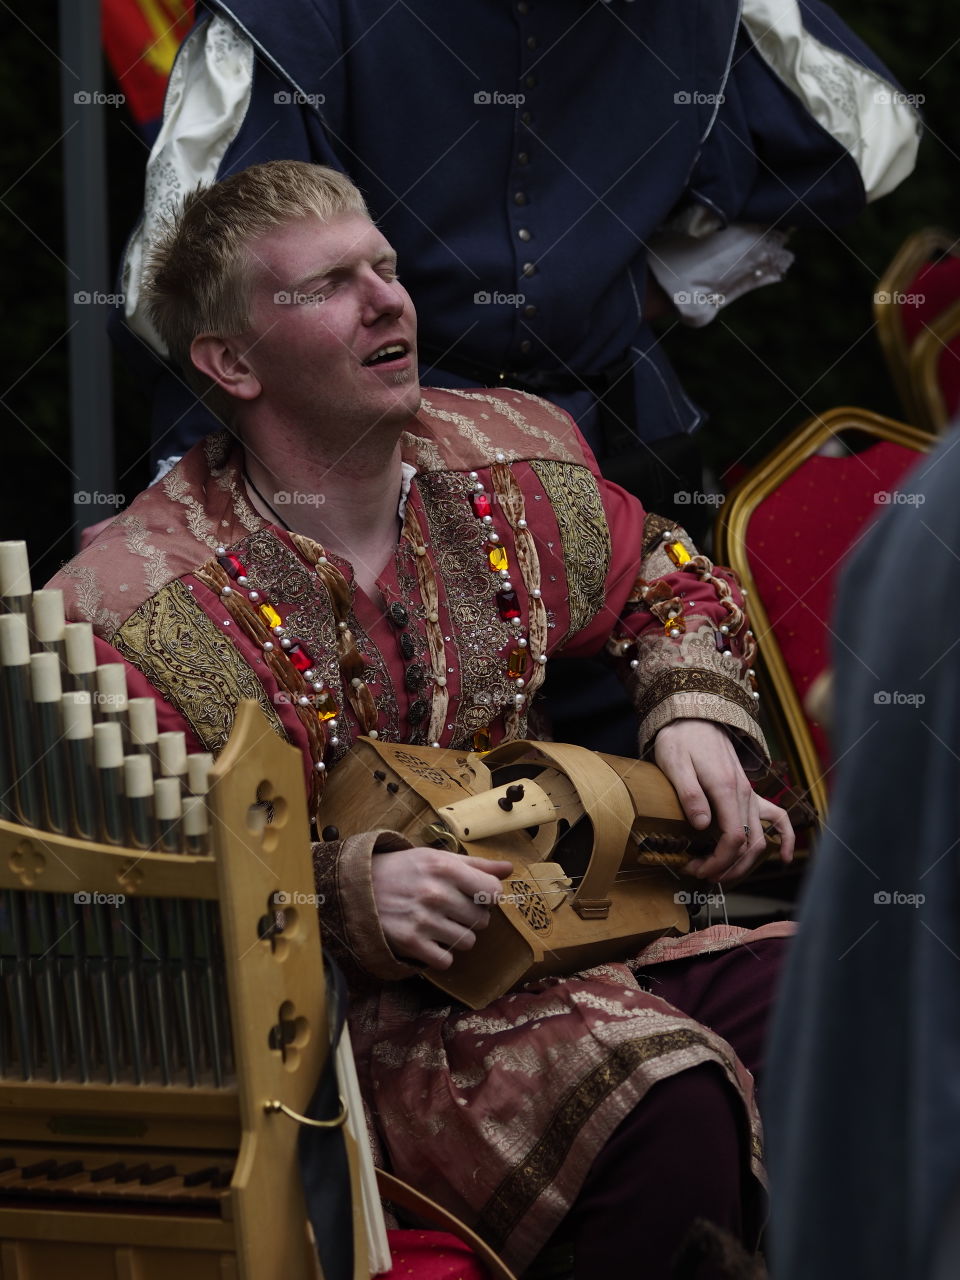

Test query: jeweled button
[473,728,491,752]
[408,698,429,724]
[496,590,522,621]
[315,691,339,721]
[471,492,492,519]
[388,602,409,628]
[217,553,246,578]
[405,664,425,691]
[666,541,691,566]
[259,603,282,629]
[399,632,415,660]
[507,647,529,678]
[286,644,314,673]
[488,545,509,573]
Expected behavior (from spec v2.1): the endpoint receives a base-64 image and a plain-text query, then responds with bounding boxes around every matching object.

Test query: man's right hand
[371,847,513,970]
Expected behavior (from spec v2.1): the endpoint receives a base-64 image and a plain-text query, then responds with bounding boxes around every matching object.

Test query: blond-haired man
[54,160,793,1277]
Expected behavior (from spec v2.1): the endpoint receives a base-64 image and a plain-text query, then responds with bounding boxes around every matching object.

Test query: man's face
[239,212,421,436]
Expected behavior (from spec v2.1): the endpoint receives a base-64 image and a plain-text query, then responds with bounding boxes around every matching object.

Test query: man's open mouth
[362,342,410,368]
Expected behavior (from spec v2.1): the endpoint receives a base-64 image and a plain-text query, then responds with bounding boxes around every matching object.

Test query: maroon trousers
[560,937,789,1280]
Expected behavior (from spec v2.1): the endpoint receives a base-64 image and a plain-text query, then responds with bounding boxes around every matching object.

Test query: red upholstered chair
[874,227,960,432]
[383,1230,498,1279]
[909,297,960,433]
[714,408,930,825]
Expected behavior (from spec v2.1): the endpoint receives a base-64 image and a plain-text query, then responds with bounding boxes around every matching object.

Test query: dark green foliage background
[0,4,956,583]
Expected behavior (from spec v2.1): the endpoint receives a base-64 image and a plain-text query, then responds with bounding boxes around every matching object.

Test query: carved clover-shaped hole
[9,843,46,887]
[267,1000,309,1071]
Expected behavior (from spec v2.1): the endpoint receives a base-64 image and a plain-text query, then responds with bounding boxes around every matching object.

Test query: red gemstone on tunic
[217,554,247,579]
[496,590,521,621]
[471,492,492,519]
[286,643,313,673]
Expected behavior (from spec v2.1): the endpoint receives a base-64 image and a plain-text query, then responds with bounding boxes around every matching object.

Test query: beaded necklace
[200,457,550,811]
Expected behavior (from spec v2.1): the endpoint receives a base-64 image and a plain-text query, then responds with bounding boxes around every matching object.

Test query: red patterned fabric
[383,1231,491,1279]
[101,0,195,127]
[744,441,923,763]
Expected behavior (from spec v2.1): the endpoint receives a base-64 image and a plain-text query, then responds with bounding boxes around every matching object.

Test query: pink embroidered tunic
[49,388,789,1269]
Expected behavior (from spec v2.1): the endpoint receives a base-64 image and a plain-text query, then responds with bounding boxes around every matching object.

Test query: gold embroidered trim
[112,578,284,753]
[529,461,611,635]
[631,666,760,727]
[442,388,576,461]
[401,503,450,745]
[476,1027,743,1248]
[419,395,503,459]
[401,429,446,473]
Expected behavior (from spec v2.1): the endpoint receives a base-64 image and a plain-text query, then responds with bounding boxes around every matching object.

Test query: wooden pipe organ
[0,542,367,1280]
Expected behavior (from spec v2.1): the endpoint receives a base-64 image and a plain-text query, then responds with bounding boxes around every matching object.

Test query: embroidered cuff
[312,829,420,987]
[623,624,767,760]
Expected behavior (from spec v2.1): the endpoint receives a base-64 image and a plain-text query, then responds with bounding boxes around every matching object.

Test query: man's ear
[190,334,262,401]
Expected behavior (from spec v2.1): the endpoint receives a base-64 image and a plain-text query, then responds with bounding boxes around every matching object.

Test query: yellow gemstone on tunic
[473,728,491,752]
[666,541,691,566]
[488,545,509,572]
[507,646,528,678]
[315,691,340,722]
[665,615,686,636]
[259,603,282,628]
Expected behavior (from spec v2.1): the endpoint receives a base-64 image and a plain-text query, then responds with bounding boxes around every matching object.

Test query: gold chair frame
[874,226,958,430]
[714,407,931,824]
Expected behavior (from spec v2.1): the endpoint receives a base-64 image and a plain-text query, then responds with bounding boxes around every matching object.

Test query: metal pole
[59,1,116,544]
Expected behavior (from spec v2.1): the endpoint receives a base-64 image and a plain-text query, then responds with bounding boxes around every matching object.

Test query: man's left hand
[653,719,794,882]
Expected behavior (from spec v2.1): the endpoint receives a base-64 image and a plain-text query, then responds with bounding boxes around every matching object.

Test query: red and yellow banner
[101,0,195,127]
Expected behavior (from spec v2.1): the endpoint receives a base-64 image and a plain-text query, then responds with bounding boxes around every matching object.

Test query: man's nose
[362,270,404,322]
